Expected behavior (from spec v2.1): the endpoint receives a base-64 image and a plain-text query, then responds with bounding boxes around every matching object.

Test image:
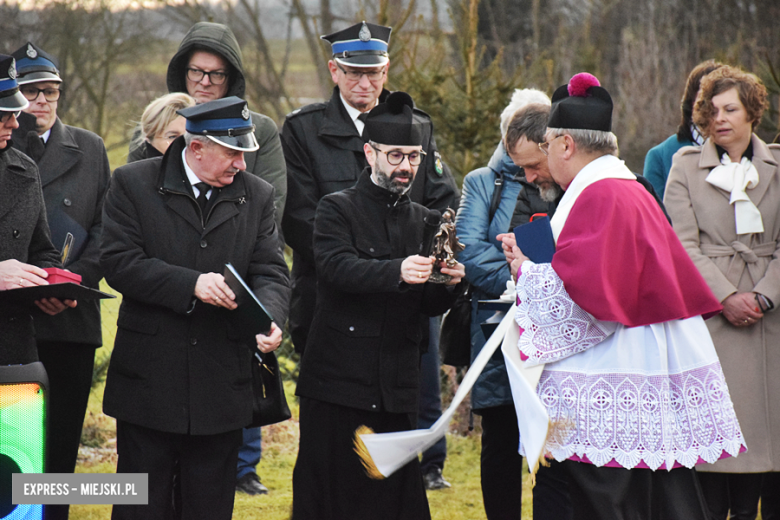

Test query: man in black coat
[292,92,465,520]
[10,43,111,520]
[281,20,459,489]
[0,53,74,365]
[100,97,290,520]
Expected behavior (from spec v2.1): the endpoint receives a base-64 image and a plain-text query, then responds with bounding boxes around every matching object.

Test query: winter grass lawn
[70,282,534,519]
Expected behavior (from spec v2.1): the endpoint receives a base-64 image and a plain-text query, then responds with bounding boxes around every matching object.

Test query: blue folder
[513,216,556,263]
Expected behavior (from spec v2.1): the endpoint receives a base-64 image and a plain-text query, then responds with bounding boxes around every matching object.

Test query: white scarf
[705,153,763,235]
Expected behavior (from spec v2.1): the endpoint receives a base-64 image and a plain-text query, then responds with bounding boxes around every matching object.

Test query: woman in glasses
[665,65,780,520]
[131,93,195,161]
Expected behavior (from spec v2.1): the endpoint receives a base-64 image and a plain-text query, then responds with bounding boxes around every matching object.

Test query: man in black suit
[10,43,109,520]
[100,97,289,520]
[292,92,465,520]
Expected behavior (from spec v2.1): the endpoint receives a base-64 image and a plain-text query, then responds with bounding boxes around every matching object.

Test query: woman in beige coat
[666,65,780,520]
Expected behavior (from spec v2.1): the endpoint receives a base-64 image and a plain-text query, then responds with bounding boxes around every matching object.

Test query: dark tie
[194,182,210,214]
[26,131,45,162]
[357,112,369,137]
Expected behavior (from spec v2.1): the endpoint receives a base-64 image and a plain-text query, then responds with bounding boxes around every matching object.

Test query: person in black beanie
[292,91,465,520]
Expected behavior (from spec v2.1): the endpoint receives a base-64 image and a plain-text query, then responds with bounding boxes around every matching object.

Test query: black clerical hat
[178,96,259,152]
[548,73,613,132]
[0,55,29,112]
[11,42,62,85]
[364,91,423,146]
[321,21,391,67]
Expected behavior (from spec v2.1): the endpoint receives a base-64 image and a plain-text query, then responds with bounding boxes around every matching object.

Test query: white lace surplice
[516,261,745,470]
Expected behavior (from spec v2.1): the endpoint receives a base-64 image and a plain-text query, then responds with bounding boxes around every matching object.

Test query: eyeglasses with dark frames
[0,110,21,124]
[370,144,426,166]
[538,134,564,156]
[186,67,228,86]
[336,63,385,82]
[20,86,61,102]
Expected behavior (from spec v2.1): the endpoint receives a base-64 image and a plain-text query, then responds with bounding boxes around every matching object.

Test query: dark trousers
[698,471,780,520]
[479,405,573,520]
[418,316,446,474]
[112,420,241,520]
[762,472,780,520]
[563,460,709,520]
[292,398,431,520]
[37,341,96,520]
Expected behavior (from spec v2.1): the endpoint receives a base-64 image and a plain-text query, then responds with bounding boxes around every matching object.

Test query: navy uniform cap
[177,96,259,152]
[364,91,423,147]
[0,55,30,112]
[321,21,391,67]
[548,73,613,132]
[11,42,62,85]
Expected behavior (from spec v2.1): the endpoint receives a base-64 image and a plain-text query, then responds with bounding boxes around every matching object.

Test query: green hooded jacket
[129,22,287,229]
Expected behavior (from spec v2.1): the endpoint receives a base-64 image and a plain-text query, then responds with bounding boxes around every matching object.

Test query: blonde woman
[131,92,195,161]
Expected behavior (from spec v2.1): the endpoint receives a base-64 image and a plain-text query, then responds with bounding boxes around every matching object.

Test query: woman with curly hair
[665,65,780,520]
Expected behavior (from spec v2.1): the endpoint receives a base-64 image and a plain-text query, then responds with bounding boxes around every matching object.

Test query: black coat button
[13,230,20,238]
[200,240,207,248]
[63,198,72,207]
[190,337,197,345]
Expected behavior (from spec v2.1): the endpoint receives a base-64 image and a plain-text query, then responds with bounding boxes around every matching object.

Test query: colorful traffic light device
[0,362,48,520]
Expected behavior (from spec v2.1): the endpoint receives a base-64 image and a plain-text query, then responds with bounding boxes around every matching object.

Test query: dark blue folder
[513,216,556,263]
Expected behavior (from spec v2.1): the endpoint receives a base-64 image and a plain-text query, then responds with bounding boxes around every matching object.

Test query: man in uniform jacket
[100,97,290,520]
[292,92,465,520]
[0,53,73,365]
[10,43,110,520]
[127,22,286,232]
[281,21,458,489]
[126,21,288,495]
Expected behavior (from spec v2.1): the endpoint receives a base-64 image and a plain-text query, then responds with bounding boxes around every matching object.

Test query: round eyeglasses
[371,144,426,166]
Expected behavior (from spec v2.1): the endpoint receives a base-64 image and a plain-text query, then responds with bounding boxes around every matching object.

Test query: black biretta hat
[178,96,259,152]
[0,55,29,112]
[321,21,391,67]
[364,92,424,147]
[11,42,62,85]
[548,73,613,132]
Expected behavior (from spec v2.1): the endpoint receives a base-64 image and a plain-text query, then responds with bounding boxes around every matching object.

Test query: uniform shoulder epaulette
[285,102,327,120]
[412,106,432,121]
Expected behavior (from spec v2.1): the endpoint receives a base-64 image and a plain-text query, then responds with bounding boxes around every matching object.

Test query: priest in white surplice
[502,73,746,520]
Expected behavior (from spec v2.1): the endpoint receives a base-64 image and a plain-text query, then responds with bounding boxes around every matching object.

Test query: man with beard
[505,102,667,230]
[291,92,465,520]
[281,20,459,490]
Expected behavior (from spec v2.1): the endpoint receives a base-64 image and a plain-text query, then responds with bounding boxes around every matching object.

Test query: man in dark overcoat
[100,97,290,520]
[0,53,73,364]
[281,20,458,489]
[291,92,465,520]
[10,43,111,520]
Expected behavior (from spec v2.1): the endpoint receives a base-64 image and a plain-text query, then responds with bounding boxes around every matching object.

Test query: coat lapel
[160,144,204,233]
[203,174,245,234]
[747,134,777,208]
[318,88,368,154]
[38,119,82,188]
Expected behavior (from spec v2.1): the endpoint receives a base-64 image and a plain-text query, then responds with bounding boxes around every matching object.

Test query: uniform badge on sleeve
[434,151,443,176]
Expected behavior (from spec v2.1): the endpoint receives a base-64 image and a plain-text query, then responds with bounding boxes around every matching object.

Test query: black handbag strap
[488,171,504,224]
